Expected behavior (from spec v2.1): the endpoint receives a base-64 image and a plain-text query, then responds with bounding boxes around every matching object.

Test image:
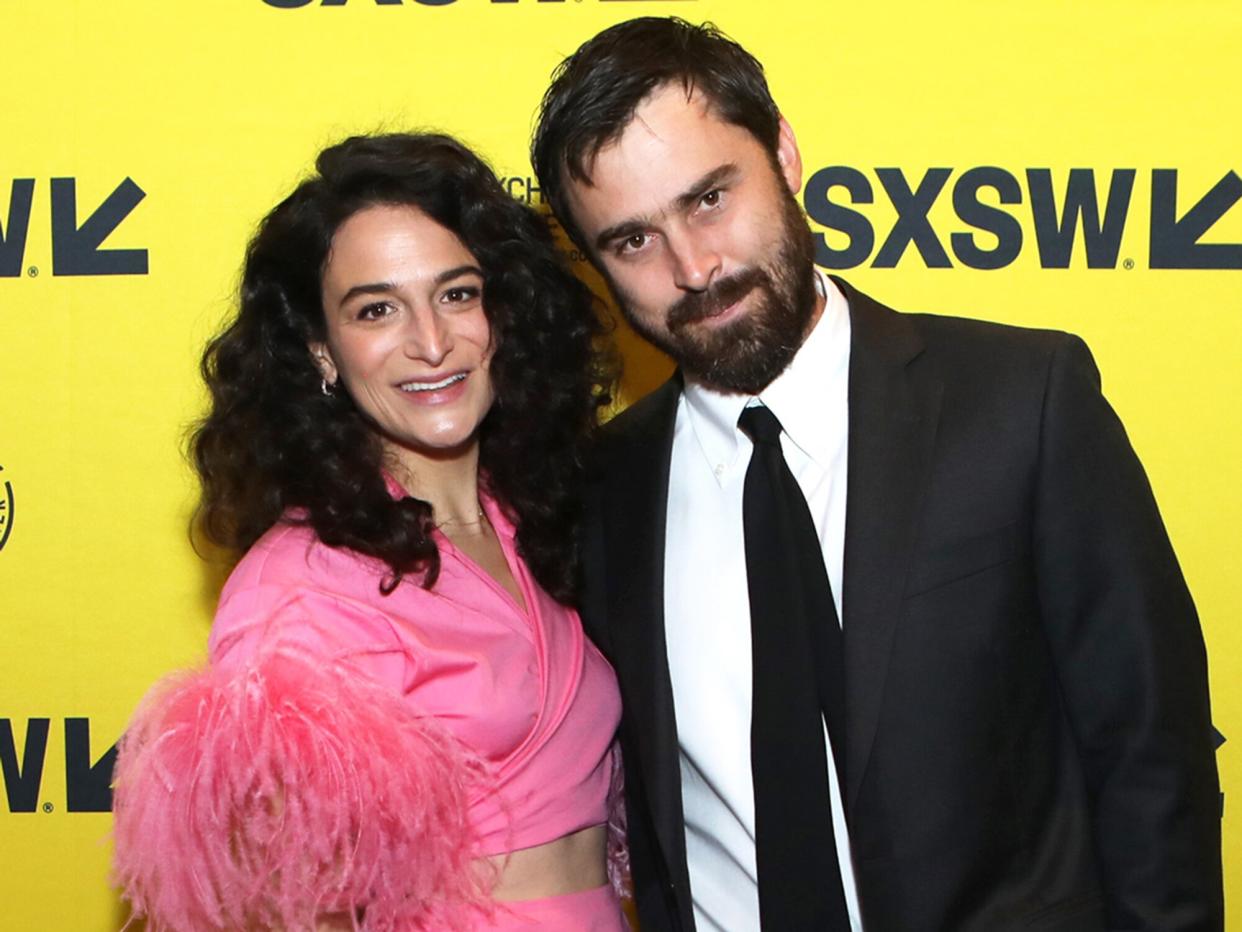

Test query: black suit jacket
[579,279,1222,932]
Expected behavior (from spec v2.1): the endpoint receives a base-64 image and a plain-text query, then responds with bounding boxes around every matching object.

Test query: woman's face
[312,204,495,467]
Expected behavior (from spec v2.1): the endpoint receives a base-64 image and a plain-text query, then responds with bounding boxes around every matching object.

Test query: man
[531,17,1223,932]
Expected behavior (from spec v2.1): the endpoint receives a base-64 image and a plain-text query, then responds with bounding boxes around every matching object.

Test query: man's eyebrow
[672,163,739,213]
[335,265,483,306]
[593,163,740,253]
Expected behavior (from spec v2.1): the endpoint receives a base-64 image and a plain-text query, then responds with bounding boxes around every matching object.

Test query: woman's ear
[307,343,338,387]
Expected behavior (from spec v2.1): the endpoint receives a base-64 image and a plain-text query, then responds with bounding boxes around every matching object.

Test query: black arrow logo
[1149,169,1242,269]
[64,718,117,813]
[0,718,49,813]
[0,179,36,278]
[50,177,148,276]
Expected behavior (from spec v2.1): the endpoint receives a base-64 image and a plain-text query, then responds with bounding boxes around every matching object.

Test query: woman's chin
[381,429,482,468]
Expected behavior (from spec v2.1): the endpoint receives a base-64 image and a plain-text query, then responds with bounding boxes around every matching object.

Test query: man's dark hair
[531,17,780,251]
[193,132,610,602]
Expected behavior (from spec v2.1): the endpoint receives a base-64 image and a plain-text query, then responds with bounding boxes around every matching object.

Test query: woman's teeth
[401,373,466,393]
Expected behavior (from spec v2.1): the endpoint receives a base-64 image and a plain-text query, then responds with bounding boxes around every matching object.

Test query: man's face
[563,84,821,394]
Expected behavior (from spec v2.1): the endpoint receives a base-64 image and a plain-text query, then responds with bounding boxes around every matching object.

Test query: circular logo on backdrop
[0,465,13,551]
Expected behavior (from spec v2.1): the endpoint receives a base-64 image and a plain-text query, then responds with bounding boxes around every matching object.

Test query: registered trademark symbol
[27,265,38,278]
[1123,258,1135,270]
[42,802,53,813]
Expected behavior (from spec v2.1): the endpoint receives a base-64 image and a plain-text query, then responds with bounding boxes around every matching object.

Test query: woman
[112,133,627,931]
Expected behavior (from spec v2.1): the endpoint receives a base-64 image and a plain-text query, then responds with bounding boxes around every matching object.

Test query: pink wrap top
[112,490,623,930]
[208,492,621,857]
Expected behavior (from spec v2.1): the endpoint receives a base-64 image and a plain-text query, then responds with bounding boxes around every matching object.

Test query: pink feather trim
[112,647,492,931]
[605,747,632,901]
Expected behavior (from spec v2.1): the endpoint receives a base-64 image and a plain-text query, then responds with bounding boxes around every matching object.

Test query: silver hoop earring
[321,378,333,396]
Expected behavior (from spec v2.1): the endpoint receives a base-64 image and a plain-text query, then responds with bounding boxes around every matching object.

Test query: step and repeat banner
[2,1,1239,927]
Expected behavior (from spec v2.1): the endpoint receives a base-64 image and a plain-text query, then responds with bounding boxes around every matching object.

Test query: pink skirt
[471,883,631,931]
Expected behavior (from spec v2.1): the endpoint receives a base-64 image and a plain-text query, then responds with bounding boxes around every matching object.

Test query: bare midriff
[312,826,609,929]
[486,824,609,901]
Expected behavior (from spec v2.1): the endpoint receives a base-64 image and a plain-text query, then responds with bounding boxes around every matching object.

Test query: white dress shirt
[664,272,862,931]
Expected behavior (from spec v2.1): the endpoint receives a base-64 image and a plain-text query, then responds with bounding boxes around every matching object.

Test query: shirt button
[714,463,724,478]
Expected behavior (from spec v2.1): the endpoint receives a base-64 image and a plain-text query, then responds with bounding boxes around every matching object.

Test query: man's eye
[701,189,722,208]
[619,233,648,254]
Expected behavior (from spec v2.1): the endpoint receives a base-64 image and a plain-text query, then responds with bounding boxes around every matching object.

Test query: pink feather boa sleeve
[112,646,492,931]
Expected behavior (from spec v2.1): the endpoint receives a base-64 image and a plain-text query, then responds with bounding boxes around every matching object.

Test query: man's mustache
[667,267,767,331]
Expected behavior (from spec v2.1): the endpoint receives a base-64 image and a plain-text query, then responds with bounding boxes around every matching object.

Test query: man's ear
[308,342,338,386]
[774,115,804,195]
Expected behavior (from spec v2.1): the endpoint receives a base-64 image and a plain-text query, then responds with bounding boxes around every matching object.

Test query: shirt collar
[682,270,850,483]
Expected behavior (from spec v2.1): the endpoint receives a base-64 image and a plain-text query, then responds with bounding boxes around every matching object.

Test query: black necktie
[739,404,850,931]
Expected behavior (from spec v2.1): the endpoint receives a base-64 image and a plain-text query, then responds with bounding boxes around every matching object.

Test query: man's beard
[617,185,819,395]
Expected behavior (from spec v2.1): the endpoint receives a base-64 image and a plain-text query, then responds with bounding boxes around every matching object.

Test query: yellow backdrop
[2,1,1238,927]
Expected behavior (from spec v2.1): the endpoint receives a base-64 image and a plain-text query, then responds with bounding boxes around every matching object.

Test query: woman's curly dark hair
[193,132,611,602]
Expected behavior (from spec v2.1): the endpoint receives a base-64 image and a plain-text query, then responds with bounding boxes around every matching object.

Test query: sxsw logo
[262,0,662,6]
[804,167,1242,270]
[263,0,458,5]
[1,718,117,813]
[1,178,148,278]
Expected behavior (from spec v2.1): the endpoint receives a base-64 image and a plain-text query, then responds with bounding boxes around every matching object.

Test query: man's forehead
[571,82,720,190]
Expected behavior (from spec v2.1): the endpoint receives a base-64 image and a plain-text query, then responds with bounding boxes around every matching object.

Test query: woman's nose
[403,307,451,366]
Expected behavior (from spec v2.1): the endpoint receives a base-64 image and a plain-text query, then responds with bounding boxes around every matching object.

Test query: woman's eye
[443,286,480,304]
[357,302,392,321]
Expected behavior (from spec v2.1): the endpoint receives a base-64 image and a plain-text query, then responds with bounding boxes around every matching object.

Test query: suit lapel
[834,278,943,812]
[600,377,691,884]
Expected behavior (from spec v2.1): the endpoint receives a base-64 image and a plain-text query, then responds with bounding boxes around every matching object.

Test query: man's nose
[667,230,721,292]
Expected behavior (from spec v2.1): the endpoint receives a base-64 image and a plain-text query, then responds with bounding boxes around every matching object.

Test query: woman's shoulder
[209,521,404,674]
[222,519,387,601]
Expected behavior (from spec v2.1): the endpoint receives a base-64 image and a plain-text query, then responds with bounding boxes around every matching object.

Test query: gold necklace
[436,507,486,529]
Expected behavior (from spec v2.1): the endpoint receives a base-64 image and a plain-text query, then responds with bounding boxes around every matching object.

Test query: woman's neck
[385,442,482,527]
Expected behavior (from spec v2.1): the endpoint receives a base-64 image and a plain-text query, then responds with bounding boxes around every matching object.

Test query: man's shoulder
[907,310,1094,404]
[583,376,681,492]
[909,309,1077,360]
[600,376,681,444]
[839,278,1097,406]
[840,276,1077,360]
